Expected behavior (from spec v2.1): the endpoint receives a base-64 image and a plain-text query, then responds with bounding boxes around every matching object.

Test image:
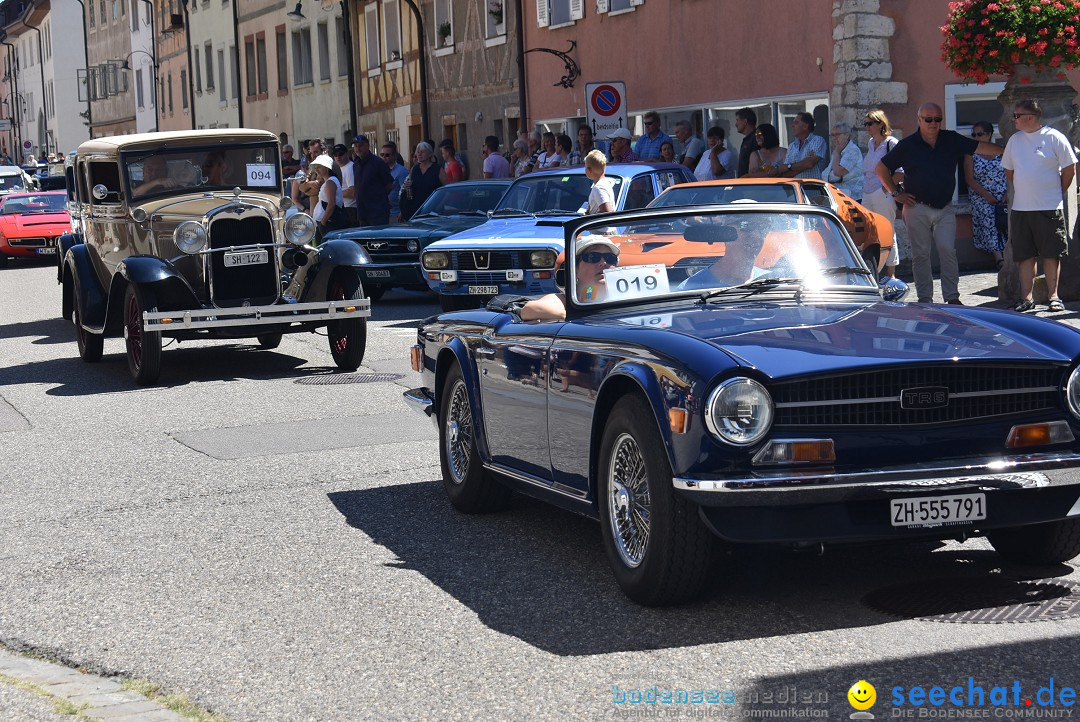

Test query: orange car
[645,178,893,271]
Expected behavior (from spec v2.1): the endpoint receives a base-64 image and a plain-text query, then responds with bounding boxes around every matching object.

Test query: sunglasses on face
[379,152,393,158]
[580,251,618,265]
[971,131,988,138]
[920,116,943,123]
[1013,112,1035,119]
[863,120,879,126]
[754,132,764,137]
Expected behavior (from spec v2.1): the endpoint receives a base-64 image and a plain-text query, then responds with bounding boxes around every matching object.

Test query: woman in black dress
[398,141,442,221]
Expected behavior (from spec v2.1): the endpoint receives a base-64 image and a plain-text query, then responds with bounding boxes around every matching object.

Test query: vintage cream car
[58,129,371,385]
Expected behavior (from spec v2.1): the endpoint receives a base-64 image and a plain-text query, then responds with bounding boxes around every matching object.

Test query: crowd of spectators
[285,97,1076,312]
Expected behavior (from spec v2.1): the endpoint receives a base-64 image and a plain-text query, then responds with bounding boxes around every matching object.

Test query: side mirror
[92,184,109,201]
[880,277,909,303]
[554,267,566,291]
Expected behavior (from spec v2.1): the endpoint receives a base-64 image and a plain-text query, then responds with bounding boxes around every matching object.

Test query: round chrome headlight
[284,213,316,245]
[423,251,450,270]
[173,221,207,254]
[407,239,420,253]
[1066,365,1080,419]
[529,249,557,268]
[705,377,774,446]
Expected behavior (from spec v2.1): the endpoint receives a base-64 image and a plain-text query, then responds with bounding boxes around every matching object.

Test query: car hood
[0,212,70,233]
[325,215,488,242]
[604,300,1080,380]
[138,192,281,219]
[426,215,573,250]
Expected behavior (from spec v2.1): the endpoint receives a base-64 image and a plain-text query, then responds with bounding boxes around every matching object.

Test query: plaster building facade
[154,0,192,131]
[85,0,137,138]
[0,0,87,159]
[129,0,158,133]
[355,0,423,156]
[235,0,291,143]
[285,0,352,146]
[187,0,241,129]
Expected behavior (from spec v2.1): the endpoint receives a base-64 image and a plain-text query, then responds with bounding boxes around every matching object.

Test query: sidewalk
[0,647,188,722]
[932,268,1080,331]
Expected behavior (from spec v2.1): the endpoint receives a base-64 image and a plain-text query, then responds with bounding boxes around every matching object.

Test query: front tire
[598,394,712,606]
[256,332,283,350]
[438,364,511,513]
[327,269,367,371]
[124,284,162,385]
[988,518,1080,565]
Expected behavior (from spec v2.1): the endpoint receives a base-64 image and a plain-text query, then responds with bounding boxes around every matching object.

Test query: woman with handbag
[309,154,348,240]
[963,121,1008,271]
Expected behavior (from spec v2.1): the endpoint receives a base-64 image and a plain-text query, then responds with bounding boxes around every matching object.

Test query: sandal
[1014,299,1036,312]
[1049,298,1065,312]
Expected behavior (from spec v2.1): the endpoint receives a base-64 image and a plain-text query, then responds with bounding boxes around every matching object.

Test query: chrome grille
[9,236,53,247]
[208,215,279,307]
[458,271,510,284]
[452,250,518,271]
[771,365,1064,428]
[360,238,417,264]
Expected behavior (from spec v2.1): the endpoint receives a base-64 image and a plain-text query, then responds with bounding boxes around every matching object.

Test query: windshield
[570,209,875,307]
[1,193,66,214]
[125,143,281,200]
[0,174,27,192]
[649,183,799,208]
[415,182,507,216]
[495,173,623,214]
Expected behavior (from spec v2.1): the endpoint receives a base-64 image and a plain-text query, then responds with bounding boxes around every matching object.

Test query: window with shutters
[335,17,348,77]
[218,49,226,102]
[136,69,144,108]
[276,27,288,92]
[194,49,202,93]
[205,43,214,90]
[433,0,452,50]
[245,38,256,98]
[364,3,380,75]
[181,69,188,110]
[545,0,583,27]
[292,28,313,85]
[256,35,268,95]
[230,47,239,100]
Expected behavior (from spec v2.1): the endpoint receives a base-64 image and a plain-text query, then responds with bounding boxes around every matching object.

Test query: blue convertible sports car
[405,204,1080,606]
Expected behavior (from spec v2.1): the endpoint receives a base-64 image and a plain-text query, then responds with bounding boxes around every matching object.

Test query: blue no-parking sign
[585,81,628,138]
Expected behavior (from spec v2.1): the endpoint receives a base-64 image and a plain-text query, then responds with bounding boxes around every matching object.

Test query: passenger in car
[136,155,176,193]
[519,238,620,322]
[202,152,230,186]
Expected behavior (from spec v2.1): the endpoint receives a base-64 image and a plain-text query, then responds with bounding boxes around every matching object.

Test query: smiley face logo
[848,680,876,711]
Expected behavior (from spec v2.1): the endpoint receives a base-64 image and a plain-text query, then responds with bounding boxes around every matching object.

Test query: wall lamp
[287,2,305,21]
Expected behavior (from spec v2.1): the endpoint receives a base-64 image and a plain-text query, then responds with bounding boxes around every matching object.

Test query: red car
[0,191,70,267]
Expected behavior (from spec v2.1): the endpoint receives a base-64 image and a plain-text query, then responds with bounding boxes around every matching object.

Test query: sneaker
[1014,299,1036,312]
[1048,298,1065,312]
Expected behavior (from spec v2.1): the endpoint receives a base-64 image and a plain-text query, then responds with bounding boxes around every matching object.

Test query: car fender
[589,360,679,500]
[64,243,108,329]
[116,255,203,315]
[56,232,81,284]
[299,240,372,301]
[432,337,493,460]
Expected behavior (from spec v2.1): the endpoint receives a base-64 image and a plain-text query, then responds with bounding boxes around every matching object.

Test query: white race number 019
[601,264,670,302]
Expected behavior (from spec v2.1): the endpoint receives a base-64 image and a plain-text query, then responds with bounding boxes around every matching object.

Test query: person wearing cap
[351,134,393,226]
[332,144,358,226]
[519,238,621,322]
[607,128,638,163]
[309,154,347,238]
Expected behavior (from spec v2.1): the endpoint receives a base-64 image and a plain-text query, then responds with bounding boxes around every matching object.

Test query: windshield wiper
[533,209,576,216]
[491,208,531,217]
[455,210,489,216]
[697,277,802,304]
[410,212,440,219]
[819,265,876,278]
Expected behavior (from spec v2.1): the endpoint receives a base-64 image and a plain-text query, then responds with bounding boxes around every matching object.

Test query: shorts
[1010,209,1068,261]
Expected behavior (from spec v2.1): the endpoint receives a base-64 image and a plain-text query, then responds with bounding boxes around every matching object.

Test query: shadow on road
[327,481,1058,656]
[0,317,73,345]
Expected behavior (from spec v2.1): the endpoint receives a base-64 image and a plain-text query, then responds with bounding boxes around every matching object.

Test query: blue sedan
[405,204,1080,605]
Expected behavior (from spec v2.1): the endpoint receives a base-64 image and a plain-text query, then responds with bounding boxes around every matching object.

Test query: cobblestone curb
[0,647,187,721]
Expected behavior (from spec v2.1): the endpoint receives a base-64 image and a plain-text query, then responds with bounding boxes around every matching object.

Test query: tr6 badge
[900,386,949,410]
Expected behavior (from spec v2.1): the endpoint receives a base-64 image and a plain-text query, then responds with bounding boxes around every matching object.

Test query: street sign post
[585,81,628,139]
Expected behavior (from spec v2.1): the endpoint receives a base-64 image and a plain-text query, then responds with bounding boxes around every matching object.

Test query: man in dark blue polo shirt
[351,134,393,226]
[875,102,1002,304]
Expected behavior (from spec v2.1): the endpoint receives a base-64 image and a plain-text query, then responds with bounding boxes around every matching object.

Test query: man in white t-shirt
[585,149,615,215]
[1002,98,1078,313]
[482,136,511,178]
[694,127,737,181]
[333,144,358,226]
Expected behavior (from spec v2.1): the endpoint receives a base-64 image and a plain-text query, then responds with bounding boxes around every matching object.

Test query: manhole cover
[295,373,405,385]
[864,577,1080,623]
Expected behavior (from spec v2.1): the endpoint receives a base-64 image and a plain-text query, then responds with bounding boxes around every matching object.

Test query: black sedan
[405,204,1080,605]
[323,179,510,300]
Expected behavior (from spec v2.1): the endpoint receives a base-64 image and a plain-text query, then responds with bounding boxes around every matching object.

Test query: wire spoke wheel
[607,432,652,568]
[445,379,473,485]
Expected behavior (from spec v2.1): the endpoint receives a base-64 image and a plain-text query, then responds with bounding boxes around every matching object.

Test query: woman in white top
[309,154,344,238]
[861,109,901,278]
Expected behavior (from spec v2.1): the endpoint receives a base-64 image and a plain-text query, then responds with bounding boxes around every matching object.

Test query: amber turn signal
[752,439,836,466]
[409,344,423,373]
[668,408,688,434]
[1005,421,1074,448]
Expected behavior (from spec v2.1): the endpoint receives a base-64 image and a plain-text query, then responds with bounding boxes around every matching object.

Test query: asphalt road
[3,260,1080,721]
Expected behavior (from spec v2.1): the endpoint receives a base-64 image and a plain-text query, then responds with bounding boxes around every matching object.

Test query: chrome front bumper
[674,452,1080,505]
[143,299,371,330]
[404,387,436,423]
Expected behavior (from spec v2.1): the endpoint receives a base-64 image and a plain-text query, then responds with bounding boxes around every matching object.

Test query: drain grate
[295,372,405,385]
[864,577,1080,624]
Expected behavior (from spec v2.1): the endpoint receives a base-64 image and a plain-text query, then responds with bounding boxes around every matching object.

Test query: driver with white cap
[519,237,621,321]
